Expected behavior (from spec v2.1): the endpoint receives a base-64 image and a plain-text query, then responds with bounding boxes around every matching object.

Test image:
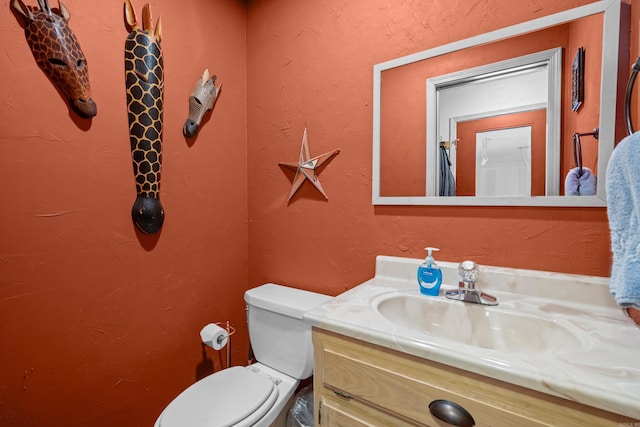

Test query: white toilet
[154,283,332,427]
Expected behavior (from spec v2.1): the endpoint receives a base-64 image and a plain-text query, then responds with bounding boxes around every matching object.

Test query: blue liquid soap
[417,247,443,296]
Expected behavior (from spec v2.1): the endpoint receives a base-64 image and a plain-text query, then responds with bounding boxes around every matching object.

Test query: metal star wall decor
[279,127,340,202]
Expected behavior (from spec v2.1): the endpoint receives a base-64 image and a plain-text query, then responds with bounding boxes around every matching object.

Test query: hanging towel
[565,167,597,196]
[606,132,640,309]
[439,146,456,197]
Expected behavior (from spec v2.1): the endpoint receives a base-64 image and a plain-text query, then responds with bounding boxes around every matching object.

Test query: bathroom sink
[373,293,582,353]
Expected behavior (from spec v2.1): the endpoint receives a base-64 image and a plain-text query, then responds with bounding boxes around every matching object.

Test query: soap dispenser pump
[417,247,443,296]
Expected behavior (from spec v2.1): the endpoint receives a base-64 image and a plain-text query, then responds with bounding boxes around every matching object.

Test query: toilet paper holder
[214,321,235,338]
[200,321,236,368]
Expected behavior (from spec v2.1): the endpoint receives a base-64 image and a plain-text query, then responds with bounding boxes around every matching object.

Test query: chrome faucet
[445,260,498,306]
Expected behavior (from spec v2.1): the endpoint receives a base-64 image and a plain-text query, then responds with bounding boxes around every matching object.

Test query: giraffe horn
[11,0,35,21]
[124,0,138,31]
[58,1,70,22]
[142,3,152,33]
[37,0,51,16]
[154,16,162,43]
[202,69,210,83]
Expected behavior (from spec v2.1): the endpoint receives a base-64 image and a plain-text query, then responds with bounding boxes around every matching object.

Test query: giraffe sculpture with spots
[11,0,97,118]
[124,0,164,235]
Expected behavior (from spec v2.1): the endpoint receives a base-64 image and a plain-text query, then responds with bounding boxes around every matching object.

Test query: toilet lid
[158,366,279,427]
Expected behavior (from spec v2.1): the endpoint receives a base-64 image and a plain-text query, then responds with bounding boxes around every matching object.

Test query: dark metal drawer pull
[429,399,475,426]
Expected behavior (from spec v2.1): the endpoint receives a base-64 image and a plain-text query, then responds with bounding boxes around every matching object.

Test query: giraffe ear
[11,0,35,22]
[58,1,70,22]
[124,0,138,31]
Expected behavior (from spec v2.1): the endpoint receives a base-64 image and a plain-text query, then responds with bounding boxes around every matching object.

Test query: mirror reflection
[433,51,557,197]
[373,0,622,206]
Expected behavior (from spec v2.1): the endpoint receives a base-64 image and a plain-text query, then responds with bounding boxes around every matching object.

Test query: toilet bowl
[154,283,331,427]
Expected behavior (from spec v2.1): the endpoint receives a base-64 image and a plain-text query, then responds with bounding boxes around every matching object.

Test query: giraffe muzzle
[132,196,164,235]
[183,119,199,138]
[72,97,97,118]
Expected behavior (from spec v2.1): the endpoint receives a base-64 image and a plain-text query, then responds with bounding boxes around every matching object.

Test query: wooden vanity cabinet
[312,328,636,427]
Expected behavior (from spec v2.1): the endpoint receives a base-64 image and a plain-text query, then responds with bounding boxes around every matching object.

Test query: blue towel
[606,132,640,309]
[565,167,597,196]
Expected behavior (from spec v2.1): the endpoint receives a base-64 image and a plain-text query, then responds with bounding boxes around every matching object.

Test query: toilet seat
[157,366,280,427]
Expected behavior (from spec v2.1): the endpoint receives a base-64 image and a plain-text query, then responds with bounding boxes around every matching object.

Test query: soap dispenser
[417,247,443,296]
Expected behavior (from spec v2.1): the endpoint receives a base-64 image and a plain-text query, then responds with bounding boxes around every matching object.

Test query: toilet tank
[244,283,332,380]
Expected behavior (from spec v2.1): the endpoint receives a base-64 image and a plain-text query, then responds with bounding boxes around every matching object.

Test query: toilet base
[268,392,296,427]
[248,363,299,427]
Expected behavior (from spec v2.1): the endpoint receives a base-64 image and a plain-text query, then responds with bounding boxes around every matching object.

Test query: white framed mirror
[372,0,622,206]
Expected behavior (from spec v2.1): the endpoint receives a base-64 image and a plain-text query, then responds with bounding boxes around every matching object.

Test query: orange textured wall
[245,0,622,300]
[2,0,638,425]
[0,0,248,425]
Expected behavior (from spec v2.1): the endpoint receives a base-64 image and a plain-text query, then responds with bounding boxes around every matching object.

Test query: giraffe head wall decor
[124,0,164,235]
[183,69,221,138]
[11,0,97,118]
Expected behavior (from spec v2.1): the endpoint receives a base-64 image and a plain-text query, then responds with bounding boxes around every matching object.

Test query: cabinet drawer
[319,393,415,427]
[313,328,635,427]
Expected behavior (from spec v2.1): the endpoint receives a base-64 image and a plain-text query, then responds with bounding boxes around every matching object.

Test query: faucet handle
[458,260,479,284]
[447,260,498,305]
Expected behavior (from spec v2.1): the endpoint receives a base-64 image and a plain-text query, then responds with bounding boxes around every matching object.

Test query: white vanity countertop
[304,255,640,419]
